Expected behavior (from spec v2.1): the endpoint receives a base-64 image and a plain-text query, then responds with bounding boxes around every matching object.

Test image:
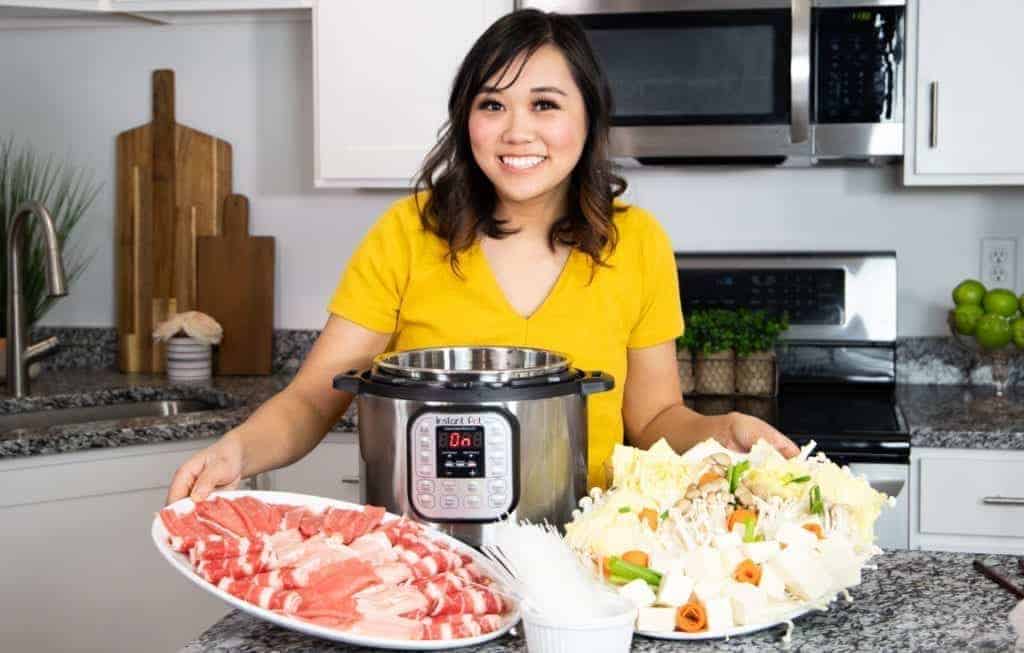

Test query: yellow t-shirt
[328,194,683,489]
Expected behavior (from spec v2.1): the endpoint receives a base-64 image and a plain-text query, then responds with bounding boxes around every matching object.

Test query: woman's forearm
[228,386,354,478]
[628,402,725,452]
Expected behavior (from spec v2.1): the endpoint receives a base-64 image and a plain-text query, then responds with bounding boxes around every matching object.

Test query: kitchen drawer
[919,456,1024,538]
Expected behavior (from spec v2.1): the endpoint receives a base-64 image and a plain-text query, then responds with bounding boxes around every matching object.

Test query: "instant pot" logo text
[436,415,483,426]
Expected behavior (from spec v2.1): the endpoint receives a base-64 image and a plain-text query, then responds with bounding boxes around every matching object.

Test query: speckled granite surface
[179,551,1022,652]
[0,369,356,460]
[899,384,1024,450]
[898,336,1024,387]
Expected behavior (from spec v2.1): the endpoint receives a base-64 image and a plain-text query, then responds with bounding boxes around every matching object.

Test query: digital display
[436,426,485,478]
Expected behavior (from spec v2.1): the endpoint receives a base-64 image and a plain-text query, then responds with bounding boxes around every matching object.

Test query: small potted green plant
[733,309,789,396]
[687,308,737,395]
[675,329,696,394]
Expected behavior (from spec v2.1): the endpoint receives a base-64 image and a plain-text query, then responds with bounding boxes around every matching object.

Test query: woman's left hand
[714,411,800,458]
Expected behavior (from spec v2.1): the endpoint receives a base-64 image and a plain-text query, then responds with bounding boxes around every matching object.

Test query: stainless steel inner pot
[334,346,614,547]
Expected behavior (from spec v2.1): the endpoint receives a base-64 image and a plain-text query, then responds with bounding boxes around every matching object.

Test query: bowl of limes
[949,279,1024,396]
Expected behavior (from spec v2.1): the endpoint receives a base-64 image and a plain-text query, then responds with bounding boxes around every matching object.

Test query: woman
[167,9,796,505]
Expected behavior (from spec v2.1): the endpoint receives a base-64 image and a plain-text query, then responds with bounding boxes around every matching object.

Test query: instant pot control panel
[407,408,518,522]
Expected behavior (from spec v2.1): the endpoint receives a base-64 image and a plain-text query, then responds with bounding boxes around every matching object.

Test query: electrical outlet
[981,237,1017,289]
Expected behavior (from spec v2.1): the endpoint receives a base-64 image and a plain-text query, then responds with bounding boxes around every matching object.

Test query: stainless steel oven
[519,1,905,164]
[676,252,910,549]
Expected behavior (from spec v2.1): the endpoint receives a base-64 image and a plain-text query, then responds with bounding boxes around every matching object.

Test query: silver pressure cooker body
[333,346,614,547]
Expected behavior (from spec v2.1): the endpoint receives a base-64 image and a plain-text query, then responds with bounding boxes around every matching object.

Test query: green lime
[954,304,986,335]
[1019,293,1024,314]
[1013,318,1024,349]
[976,314,1012,350]
[983,288,1019,317]
[953,279,986,306]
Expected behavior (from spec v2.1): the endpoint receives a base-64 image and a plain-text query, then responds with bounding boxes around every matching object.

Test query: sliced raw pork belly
[322,506,386,543]
[231,496,284,535]
[195,497,252,538]
[159,507,224,552]
[421,614,503,640]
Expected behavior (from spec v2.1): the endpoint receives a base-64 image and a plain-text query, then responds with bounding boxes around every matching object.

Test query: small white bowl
[521,606,637,653]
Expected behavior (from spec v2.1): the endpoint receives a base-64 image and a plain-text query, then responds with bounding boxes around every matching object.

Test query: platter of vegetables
[564,438,892,640]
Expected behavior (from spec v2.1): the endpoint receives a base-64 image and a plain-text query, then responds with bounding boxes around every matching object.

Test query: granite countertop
[180,550,1022,652]
[0,369,356,460]
[898,384,1024,450]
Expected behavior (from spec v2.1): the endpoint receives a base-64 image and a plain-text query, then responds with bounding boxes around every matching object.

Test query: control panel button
[488,479,506,493]
[466,481,480,494]
[441,480,457,492]
[416,480,435,494]
[418,450,431,462]
[465,496,482,509]
[489,494,508,508]
[418,435,431,448]
[417,464,432,477]
[418,494,436,508]
[441,495,459,509]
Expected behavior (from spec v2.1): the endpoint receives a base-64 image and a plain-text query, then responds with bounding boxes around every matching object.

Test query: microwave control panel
[407,410,517,522]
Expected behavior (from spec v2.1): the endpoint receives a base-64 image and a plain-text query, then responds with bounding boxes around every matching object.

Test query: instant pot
[333,346,613,546]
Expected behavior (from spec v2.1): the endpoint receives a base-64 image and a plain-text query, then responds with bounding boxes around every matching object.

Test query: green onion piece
[728,461,751,493]
[618,506,631,513]
[786,475,812,485]
[608,557,663,586]
[607,574,632,586]
[660,510,669,520]
[809,485,824,515]
[743,516,758,543]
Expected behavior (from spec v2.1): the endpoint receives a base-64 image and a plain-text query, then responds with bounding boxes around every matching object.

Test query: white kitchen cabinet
[910,447,1024,553]
[0,438,229,653]
[904,0,1024,185]
[314,0,512,188]
[0,1,309,11]
[267,431,363,503]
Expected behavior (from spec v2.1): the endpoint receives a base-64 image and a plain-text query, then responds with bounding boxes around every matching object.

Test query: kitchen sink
[0,399,216,432]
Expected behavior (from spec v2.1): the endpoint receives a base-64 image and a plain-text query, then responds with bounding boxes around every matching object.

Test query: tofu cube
[818,539,862,589]
[648,551,686,577]
[714,532,743,550]
[636,606,677,632]
[767,548,831,600]
[776,523,817,552]
[686,546,725,583]
[704,597,734,631]
[656,570,695,607]
[742,540,781,564]
[758,564,787,601]
[729,582,768,626]
[721,547,745,576]
[693,580,725,603]
[618,578,656,608]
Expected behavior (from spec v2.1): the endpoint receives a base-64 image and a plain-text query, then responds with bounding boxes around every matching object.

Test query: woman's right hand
[165,433,246,505]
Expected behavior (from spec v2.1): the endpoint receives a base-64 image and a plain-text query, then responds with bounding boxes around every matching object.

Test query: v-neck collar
[473,238,577,322]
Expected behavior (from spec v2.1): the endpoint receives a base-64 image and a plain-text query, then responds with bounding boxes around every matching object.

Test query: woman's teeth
[500,155,546,170]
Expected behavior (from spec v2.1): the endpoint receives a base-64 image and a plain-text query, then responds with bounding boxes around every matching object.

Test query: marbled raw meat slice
[348,531,397,564]
[299,510,325,538]
[159,507,223,552]
[195,497,251,538]
[430,586,504,617]
[354,583,430,618]
[281,507,311,532]
[343,613,424,640]
[284,558,381,615]
[196,549,276,583]
[231,496,283,535]
[421,614,503,640]
[322,507,384,543]
[190,535,263,564]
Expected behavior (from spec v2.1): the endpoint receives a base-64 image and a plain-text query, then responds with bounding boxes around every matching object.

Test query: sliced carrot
[622,550,649,568]
[601,556,613,578]
[698,471,721,487]
[727,508,757,533]
[734,559,762,586]
[638,508,659,531]
[676,600,707,632]
[803,523,825,539]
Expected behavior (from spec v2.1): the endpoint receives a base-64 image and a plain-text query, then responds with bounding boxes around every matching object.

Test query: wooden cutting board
[196,194,275,375]
[116,69,233,372]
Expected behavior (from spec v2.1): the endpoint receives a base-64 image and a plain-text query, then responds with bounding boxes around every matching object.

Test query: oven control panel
[407,410,517,522]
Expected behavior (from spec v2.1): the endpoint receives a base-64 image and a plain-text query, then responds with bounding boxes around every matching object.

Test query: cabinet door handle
[340,478,360,485]
[982,496,1024,506]
[929,81,939,148]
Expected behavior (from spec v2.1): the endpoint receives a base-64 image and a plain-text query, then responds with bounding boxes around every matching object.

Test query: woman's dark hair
[414,9,627,274]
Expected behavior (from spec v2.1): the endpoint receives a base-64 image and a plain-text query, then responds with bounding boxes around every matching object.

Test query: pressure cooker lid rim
[372,345,572,383]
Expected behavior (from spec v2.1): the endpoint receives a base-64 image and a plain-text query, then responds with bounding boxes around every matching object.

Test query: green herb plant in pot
[675,329,696,394]
[733,309,789,396]
[687,308,736,395]
[0,138,98,377]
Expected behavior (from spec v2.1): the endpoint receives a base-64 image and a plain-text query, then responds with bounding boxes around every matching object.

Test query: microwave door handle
[790,0,811,144]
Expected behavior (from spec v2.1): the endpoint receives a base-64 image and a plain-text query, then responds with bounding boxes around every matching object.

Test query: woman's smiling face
[468,44,588,216]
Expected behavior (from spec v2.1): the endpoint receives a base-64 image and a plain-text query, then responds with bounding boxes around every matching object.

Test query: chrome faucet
[6,201,67,397]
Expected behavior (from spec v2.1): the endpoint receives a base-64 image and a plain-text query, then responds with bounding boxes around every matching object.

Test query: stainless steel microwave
[518,1,905,165]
